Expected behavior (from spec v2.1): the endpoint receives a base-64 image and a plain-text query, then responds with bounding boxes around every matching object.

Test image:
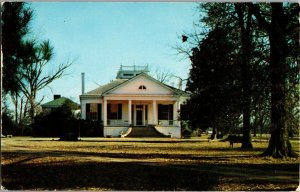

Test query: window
[86,103,101,121]
[90,104,98,121]
[158,104,173,120]
[139,85,146,90]
[108,104,122,120]
[158,104,174,125]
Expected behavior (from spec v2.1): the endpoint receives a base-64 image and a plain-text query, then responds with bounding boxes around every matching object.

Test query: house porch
[83,99,181,138]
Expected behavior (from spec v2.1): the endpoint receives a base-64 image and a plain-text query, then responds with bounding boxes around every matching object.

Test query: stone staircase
[126,126,170,138]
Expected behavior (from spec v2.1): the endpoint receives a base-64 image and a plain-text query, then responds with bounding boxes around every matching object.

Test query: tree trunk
[241,106,253,148]
[14,93,18,124]
[19,97,23,136]
[210,127,217,140]
[236,4,253,149]
[241,79,252,148]
[260,3,298,158]
[262,127,297,157]
[253,122,257,137]
[259,119,263,136]
[29,96,35,123]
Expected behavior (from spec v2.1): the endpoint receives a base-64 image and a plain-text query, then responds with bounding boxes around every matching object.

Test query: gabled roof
[82,79,128,96]
[166,85,190,97]
[81,72,190,97]
[41,97,79,108]
[103,72,180,95]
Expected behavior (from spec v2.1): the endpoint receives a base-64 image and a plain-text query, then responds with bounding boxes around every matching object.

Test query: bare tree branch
[18,40,74,122]
[150,67,174,84]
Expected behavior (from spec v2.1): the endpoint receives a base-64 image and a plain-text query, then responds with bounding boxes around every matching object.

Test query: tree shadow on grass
[3,150,255,163]
[2,159,299,191]
[2,161,219,191]
[2,148,299,191]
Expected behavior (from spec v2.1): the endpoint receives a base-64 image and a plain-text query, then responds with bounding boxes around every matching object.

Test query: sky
[29,2,199,103]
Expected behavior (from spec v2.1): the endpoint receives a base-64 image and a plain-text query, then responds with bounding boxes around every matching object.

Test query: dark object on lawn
[181,128,192,139]
[60,132,78,141]
[182,135,191,139]
[217,132,223,139]
[221,135,243,148]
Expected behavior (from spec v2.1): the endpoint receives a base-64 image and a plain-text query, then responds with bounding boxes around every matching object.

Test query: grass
[1,136,299,191]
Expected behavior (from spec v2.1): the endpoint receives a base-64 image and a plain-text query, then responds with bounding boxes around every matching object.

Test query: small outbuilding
[41,95,80,113]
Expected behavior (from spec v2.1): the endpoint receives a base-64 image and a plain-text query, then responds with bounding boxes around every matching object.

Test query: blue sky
[30,2,199,103]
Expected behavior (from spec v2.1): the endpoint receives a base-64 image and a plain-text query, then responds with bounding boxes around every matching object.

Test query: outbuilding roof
[41,97,79,108]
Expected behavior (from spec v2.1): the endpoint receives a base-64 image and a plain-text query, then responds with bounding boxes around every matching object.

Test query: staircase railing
[158,120,179,126]
[108,119,129,126]
[120,127,132,138]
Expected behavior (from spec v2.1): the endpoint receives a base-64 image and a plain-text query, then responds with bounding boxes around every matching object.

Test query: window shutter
[97,104,102,122]
[169,104,174,120]
[169,104,174,125]
[145,105,148,120]
[158,104,162,120]
[131,104,134,123]
[107,104,111,119]
[118,104,122,120]
[86,103,90,120]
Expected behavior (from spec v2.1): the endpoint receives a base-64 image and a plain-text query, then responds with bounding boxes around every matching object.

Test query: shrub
[32,100,78,138]
[32,100,103,138]
[2,110,17,135]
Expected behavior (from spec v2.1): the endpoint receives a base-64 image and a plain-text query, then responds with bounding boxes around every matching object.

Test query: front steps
[126,126,170,138]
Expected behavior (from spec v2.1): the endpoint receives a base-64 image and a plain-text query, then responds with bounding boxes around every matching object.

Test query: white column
[153,100,157,125]
[177,101,181,126]
[103,99,107,126]
[143,105,145,126]
[81,102,86,119]
[174,101,181,126]
[128,100,132,126]
[173,101,178,121]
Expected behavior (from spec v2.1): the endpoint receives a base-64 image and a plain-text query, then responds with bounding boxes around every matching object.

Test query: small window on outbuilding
[139,85,146,90]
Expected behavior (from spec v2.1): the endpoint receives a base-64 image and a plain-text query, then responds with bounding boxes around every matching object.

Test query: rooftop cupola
[116,65,149,79]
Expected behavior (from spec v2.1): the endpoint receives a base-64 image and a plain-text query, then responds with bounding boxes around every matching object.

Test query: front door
[136,105,143,126]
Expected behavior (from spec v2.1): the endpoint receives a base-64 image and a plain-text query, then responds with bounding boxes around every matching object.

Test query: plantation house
[79,65,190,138]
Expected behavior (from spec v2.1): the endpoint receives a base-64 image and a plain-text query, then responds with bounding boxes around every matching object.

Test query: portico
[102,98,180,127]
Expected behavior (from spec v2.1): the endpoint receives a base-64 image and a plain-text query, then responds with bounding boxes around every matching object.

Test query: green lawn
[1,137,299,191]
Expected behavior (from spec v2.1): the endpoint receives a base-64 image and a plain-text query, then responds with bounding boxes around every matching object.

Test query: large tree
[249,3,299,157]
[235,3,254,149]
[201,3,271,148]
[2,2,33,134]
[18,40,72,122]
[2,2,72,128]
[180,3,299,157]
[183,3,259,144]
[186,27,241,139]
[2,2,33,94]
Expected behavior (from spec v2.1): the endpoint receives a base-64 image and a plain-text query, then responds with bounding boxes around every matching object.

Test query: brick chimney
[54,95,61,100]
